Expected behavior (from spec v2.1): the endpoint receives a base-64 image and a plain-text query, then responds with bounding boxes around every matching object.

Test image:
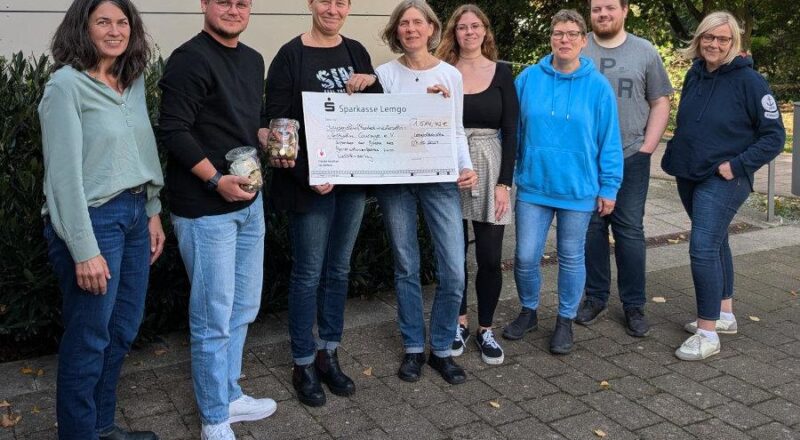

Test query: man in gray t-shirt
[577,0,673,337]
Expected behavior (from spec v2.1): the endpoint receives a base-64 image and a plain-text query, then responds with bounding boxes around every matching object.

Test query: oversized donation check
[302,92,459,185]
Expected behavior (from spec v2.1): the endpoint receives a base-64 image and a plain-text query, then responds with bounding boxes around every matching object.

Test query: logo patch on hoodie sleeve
[762,94,780,119]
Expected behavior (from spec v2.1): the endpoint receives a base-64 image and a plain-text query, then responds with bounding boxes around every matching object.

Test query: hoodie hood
[537,54,596,120]
[689,55,753,122]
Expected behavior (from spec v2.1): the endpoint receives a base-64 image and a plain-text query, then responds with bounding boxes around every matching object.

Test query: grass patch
[782,103,794,153]
[748,193,800,221]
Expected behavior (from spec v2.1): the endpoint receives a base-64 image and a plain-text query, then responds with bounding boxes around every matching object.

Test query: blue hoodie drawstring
[550,74,575,121]
[566,77,574,121]
[696,69,720,122]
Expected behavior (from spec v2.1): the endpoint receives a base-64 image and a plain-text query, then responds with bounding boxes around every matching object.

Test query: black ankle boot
[99,427,159,440]
[397,353,426,382]
[427,354,467,385]
[292,362,326,407]
[549,315,574,355]
[315,349,355,397]
[502,307,538,340]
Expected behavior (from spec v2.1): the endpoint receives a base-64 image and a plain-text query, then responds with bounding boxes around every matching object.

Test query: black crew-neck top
[158,31,266,218]
[462,62,519,187]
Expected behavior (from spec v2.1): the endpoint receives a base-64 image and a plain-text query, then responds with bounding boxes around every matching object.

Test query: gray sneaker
[684,317,738,335]
[502,307,538,340]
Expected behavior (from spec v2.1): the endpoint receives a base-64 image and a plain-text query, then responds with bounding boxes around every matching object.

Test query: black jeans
[461,220,505,327]
[584,151,651,310]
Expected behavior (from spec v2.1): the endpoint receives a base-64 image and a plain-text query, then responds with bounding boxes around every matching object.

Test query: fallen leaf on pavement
[36,369,45,377]
[489,400,501,409]
[667,238,681,244]
[791,290,797,298]
[652,297,667,303]
[0,304,7,315]
[31,405,40,414]
[599,380,610,390]
[678,234,686,239]
[0,413,22,428]
[749,316,761,322]
[362,367,373,377]
[153,349,168,356]
[0,401,9,409]
[593,428,607,438]
[19,367,34,375]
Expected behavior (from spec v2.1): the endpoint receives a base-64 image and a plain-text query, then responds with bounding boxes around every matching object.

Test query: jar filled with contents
[225,146,263,193]
[267,118,300,161]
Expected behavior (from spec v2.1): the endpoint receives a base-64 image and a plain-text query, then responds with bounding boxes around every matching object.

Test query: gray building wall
[0,0,399,67]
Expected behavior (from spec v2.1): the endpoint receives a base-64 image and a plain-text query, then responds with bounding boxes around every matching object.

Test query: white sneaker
[675,333,721,361]
[201,421,235,440]
[229,394,277,423]
[684,318,738,335]
[451,324,469,357]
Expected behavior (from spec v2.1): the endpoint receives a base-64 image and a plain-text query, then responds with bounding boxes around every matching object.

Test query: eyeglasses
[700,34,732,45]
[455,23,485,33]
[212,0,252,11]
[551,31,583,41]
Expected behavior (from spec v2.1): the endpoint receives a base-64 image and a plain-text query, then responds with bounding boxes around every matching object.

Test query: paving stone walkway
[2,178,800,439]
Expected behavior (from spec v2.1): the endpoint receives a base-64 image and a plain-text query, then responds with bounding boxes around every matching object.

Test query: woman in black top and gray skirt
[436,4,519,365]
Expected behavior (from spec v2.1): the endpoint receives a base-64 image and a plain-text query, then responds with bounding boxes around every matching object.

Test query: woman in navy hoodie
[503,9,622,354]
[662,11,785,361]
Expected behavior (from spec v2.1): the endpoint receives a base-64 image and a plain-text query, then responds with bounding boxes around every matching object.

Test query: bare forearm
[641,97,671,153]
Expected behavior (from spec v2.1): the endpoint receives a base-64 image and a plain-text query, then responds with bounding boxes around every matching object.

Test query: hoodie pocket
[518,146,595,199]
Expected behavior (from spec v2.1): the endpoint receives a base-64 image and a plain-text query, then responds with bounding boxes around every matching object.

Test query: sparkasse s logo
[324,97,335,112]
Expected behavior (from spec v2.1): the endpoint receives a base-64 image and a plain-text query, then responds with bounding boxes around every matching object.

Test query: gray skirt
[460,128,514,225]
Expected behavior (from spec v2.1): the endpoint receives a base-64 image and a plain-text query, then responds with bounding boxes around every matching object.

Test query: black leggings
[460,220,505,327]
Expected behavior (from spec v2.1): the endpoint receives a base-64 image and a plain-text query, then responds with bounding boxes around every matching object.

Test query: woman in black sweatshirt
[662,11,785,361]
[262,0,382,408]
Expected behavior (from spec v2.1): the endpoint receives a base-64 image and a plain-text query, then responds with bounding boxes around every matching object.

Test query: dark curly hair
[51,0,151,89]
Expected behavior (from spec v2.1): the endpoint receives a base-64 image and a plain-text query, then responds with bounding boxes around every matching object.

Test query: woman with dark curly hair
[39,0,163,438]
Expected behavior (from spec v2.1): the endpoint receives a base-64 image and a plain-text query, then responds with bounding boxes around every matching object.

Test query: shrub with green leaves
[0,53,436,359]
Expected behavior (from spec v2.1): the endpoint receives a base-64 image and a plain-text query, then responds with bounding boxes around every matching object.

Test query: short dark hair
[51,0,151,89]
[588,0,629,8]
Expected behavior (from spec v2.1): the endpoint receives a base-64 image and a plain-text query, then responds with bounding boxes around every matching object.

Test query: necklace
[402,55,436,82]
[459,52,482,60]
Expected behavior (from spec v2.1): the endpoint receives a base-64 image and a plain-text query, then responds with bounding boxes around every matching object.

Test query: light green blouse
[39,65,164,262]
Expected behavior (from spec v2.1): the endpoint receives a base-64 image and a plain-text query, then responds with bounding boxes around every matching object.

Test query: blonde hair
[435,4,498,65]
[381,0,442,54]
[683,11,742,66]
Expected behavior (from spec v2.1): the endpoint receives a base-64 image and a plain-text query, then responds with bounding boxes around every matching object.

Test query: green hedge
[0,53,435,358]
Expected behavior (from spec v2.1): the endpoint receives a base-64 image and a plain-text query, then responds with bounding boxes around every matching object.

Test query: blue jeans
[288,188,366,365]
[676,176,750,320]
[171,193,265,425]
[46,190,150,440]
[585,151,651,310]
[374,183,465,357]
[515,201,592,319]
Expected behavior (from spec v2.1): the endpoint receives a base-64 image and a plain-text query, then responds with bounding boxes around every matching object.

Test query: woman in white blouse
[373,0,477,386]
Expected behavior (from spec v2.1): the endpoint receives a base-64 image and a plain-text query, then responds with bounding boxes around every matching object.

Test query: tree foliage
[427,0,799,93]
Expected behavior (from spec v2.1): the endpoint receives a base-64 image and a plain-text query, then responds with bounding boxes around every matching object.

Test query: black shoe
[292,362,326,407]
[475,328,504,365]
[575,298,607,326]
[502,307,538,340]
[549,316,574,355]
[452,324,469,357]
[398,353,426,382]
[624,307,651,337]
[315,349,356,397]
[427,354,466,385]
[99,427,159,440]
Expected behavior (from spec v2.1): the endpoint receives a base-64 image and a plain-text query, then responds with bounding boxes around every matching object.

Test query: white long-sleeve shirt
[375,59,473,171]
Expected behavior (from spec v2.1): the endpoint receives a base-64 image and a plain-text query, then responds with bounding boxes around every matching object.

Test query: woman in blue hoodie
[662,11,785,361]
[503,9,622,354]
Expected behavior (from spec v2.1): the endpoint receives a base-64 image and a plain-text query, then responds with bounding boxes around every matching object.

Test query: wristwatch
[205,171,223,191]
[496,184,511,192]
